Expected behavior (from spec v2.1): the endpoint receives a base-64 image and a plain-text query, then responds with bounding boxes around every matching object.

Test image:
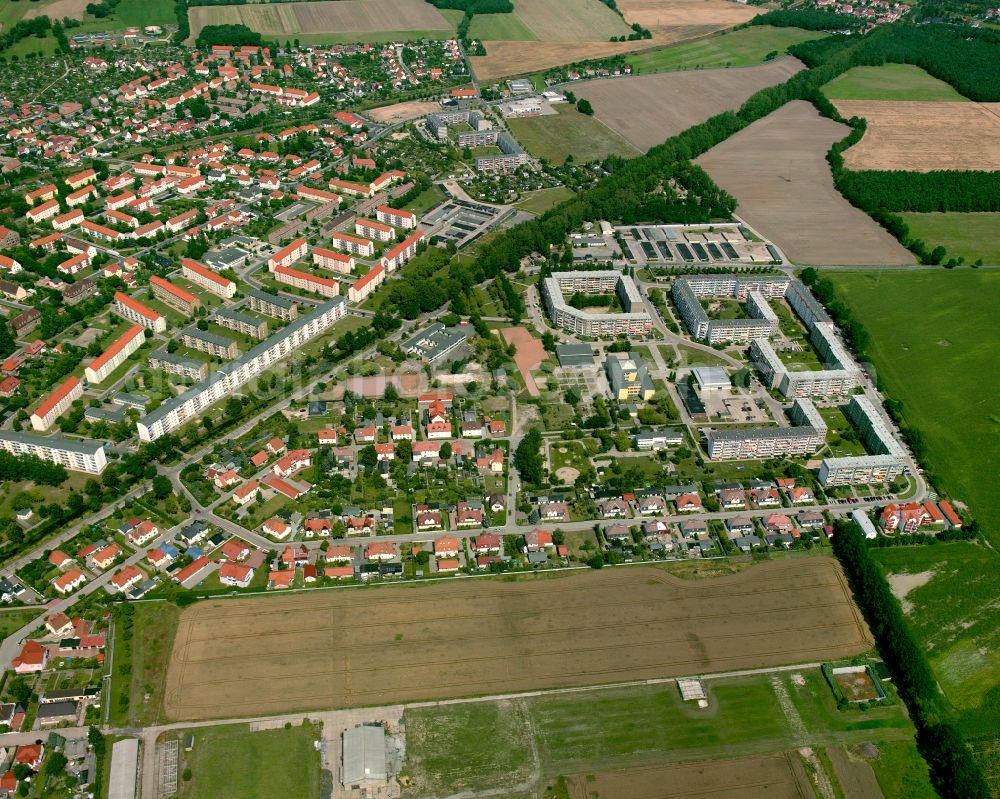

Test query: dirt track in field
[696,100,916,265]
[566,753,813,799]
[574,58,804,152]
[833,99,1000,172]
[163,558,871,721]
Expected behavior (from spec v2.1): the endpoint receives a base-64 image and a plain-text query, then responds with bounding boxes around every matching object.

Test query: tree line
[833,520,991,799]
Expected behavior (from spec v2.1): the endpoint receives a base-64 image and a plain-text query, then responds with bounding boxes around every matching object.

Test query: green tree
[577,98,594,115]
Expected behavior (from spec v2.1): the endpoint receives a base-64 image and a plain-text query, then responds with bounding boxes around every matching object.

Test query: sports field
[506,105,640,163]
[164,559,871,721]
[832,99,1000,172]
[629,26,824,73]
[575,58,803,152]
[188,0,454,42]
[899,212,1000,265]
[695,101,915,265]
[823,64,968,102]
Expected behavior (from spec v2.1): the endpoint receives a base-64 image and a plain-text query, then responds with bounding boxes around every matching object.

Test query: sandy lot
[163,559,871,721]
[575,58,803,152]
[501,325,545,397]
[833,100,1000,172]
[886,569,935,615]
[696,100,915,265]
[566,752,812,799]
[190,0,451,38]
[367,101,441,125]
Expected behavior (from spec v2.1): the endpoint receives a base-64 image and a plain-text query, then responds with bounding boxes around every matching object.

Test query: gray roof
[108,738,139,799]
[0,429,106,456]
[149,349,206,369]
[342,725,387,786]
[248,288,296,310]
[214,307,264,327]
[181,326,237,348]
[36,699,78,718]
[554,343,594,367]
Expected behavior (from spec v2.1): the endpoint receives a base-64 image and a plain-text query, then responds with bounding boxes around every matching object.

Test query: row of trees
[833,521,991,799]
[0,451,68,487]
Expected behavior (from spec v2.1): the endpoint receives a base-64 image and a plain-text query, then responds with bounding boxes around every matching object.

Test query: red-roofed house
[14,743,44,770]
[11,641,48,673]
[53,568,87,595]
[222,538,250,561]
[365,542,397,561]
[268,570,294,589]
[111,565,144,593]
[219,562,254,588]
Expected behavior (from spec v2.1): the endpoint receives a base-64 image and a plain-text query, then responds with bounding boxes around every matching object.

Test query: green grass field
[870,741,938,799]
[822,63,968,101]
[514,186,575,215]
[177,722,322,799]
[829,271,1000,546]
[469,11,538,40]
[0,607,41,640]
[899,213,1000,265]
[628,26,824,74]
[401,671,920,796]
[111,603,182,727]
[506,105,639,164]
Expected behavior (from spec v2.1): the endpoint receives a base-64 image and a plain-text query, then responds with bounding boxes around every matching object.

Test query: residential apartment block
[150,275,201,316]
[819,396,909,486]
[180,327,240,359]
[313,247,354,274]
[542,271,652,337]
[30,377,84,431]
[705,425,824,460]
[181,258,236,299]
[84,324,144,384]
[114,292,167,332]
[0,430,107,474]
[329,232,375,258]
[137,297,346,441]
[375,205,417,229]
[348,265,384,303]
[272,264,340,298]
[213,308,267,339]
[247,289,298,321]
[148,350,209,380]
[268,237,308,270]
[355,218,394,242]
[380,231,423,271]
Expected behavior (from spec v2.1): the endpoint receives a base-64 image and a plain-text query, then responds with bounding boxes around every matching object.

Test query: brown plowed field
[368,101,441,125]
[696,100,915,265]
[163,558,871,721]
[566,753,813,799]
[574,58,803,152]
[833,100,1000,172]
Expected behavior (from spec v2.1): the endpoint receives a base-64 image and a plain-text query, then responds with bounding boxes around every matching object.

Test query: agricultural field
[695,100,915,265]
[401,668,918,797]
[188,0,454,43]
[899,212,1000,264]
[172,722,322,799]
[510,0,631,41]
[514,186,576,215]
[469,10,540,41]
[163,559,871,721]
[616,0,760,37]
[19,0,174,30]
[574,58,803,152]
[506,104,640,163]
[832,99,1000,171]
[823,64,969,102]
[629,26,824,73]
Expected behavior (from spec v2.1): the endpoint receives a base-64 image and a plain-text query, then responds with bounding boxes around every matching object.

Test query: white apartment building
[380,231,423,271]
[0,430,107,474]
[329,232,375,258]
[84,324,144,384]
[30,377,84,431]
[313,247,354,274]
[114,291,167,332]
[181,258,236,299]
[375,205,417,230]
[268,237,308,270]
[272,264,339,298]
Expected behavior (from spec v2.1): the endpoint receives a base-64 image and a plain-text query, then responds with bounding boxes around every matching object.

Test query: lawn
[548,440,591,475]
[506,105,639,164]
[869,741,937,799]
[829,271,1000,547]
[176,722,322,799]
[822,63,968,101]
[118,602,182,727]
[628,26,825,74]
[674,344,732,368]
[469,11,538,40]
[899,212,1000,266]
[514,186,575,215]
[402,183,446,216]
[0,607,42,640]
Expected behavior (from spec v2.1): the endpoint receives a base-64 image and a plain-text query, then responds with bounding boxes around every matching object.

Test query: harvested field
[695,100,915,265]
[617,0,760,36]
[367,100,441,125]
[501,325,545,397]
[189,0,452,40]
[23,0,88,20]
[832,100,1000,172]
[511,0,631,41]
[565,753,812,799]
[163,559,871,721]
[827,747,885,799]
[575,58,804,152]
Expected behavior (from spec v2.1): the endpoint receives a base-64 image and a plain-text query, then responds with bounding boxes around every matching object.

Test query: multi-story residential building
[329,232,375,258]
[380,231,424,271]
[181,258,236,299]
[605,352,655,401]
[52,210,84,232]
[213,308,267,339]
[272,264,339,298]
[474,132,529,173]
[180,327,240,359]
[30,377,83,431]
[542,271,652,337]
[247,289,298,320]
[705,425,824,460]
[671,279,778,344]
[313,247,354,274]
[137,298,347,441]
[268,237,308,270]
[148,350,209,380]
[150,275,201,316]
[355,218,394,242]
[114,292,167,332]
[0,430,107,474]
[26,199,60,224]
[750,338,860,398]
[84,324,144,384]
[80,220,122,243]
[375,205,417,230]
[819,396,910,486]
[348,265,384,303]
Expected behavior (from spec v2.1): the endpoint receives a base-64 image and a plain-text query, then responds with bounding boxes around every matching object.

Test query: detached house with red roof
[11,641,48,674]
[219,562,254,588]
[111,565,145,593]
[52,568,87,595]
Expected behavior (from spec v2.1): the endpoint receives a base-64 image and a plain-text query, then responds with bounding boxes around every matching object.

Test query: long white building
[84,324,145,384]
[0,430,107,474]
[542,271,652,337]
[819,396,909,486]
[136,297,346,441]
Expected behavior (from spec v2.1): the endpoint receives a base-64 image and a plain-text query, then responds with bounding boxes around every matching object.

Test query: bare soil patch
[555,466,580,482]
[826,747,884,799]
[832,100,1000,172]
[501,326,545,397]
[834,669,881,701]
[696,100,915,265]
[566,752,812,799]
[575,58,803,152]
[367,100,441,125]
[886,569,935,615]
[163,558,871,721]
